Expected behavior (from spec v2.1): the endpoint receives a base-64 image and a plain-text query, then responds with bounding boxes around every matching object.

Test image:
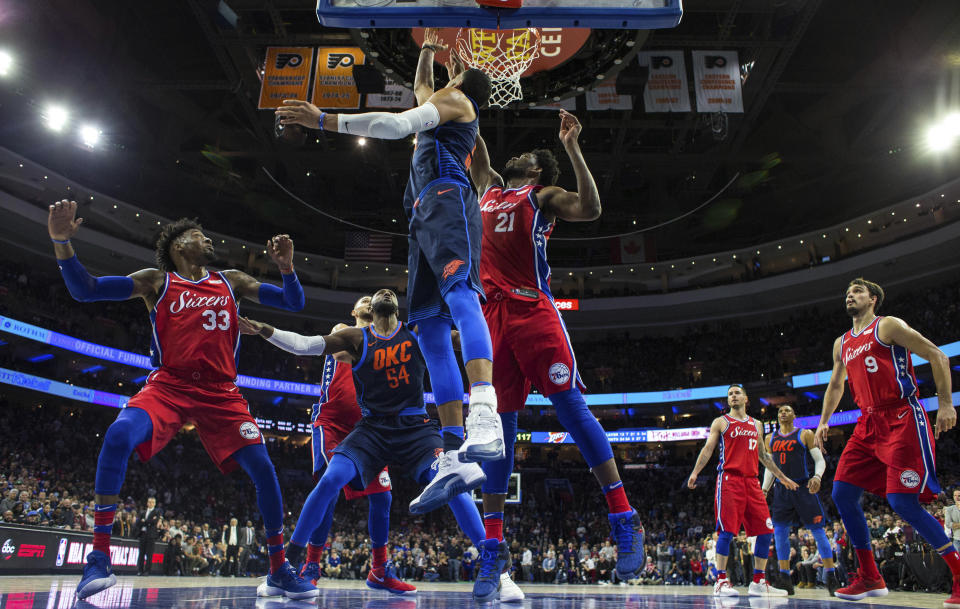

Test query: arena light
[0,50,12,77]
[80,124,101,149]
[43,104,69,132]
[926,112,960,152]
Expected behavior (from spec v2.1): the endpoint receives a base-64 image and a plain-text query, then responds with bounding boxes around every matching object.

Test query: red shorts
[311,423,391,500]
[483,292,586,413]
[715,473,774,536]
[129,368,262,474]
[834,397,939,501]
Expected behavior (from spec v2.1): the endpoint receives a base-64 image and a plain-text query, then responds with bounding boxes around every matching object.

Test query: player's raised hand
[275,99,324,129]
[423,28,448,52]
[935,403,957,438]
[814,422,829,454]
[558,110,582,148]
[238,316,264,336]
[807,476,822,494]
[445,53,465,81]
[266,234,294,271]
[48,199,84,241]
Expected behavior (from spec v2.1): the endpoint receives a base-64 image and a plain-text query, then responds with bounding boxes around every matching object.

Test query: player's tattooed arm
[757,421,799,490]
[469,135,504,195]
[878,316,956,437]
[800,428,825,494]
[815,336,847,452]
[687,417,724,489]
[536,111,601,224]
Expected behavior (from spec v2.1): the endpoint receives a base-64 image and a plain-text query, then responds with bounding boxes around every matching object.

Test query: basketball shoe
[714,577,739,597]
[943,576,960,609]
[826,570,841,596]
[748,578,788,597]
[76,550,117,599]
[473,539,509,602]
[775,572,794,595]
[256,561,319,599]
[834,572,888,600]
[366,560,417,595]
[409,448,485,514]
[609,509,645,579]
[499,571,525,602]
[299,561,321,587]
[461,385,505,462]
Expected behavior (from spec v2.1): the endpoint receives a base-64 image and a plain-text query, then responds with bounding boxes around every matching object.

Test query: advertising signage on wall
[0,524,166,574]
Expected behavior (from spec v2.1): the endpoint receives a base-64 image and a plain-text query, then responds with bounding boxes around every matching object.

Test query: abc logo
[327,53,356,70]
[651,56,673,69]
[275,53,303,69]
[705,55,727,69]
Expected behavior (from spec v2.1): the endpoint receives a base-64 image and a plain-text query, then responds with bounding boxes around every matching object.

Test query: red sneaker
[835,573,888,601]
[944,576,960,609]
[366,561,417,596]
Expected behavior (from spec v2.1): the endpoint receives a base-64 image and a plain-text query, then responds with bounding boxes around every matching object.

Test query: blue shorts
[405,179,483,324]
[771,482,827,527]
[332,415,443,488]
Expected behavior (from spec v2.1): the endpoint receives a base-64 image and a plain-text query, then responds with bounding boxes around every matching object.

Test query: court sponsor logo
[899,469,921,488]
[239,422,261,440]
[548,362,570,385]
[379,470,391,488]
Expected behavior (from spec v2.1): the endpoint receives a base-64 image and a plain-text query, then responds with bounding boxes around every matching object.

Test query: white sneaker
[749,579,789,597]
[409,448,486,514]
[714,578,740,597]
[461,386,505,462]
[499,572,525,602]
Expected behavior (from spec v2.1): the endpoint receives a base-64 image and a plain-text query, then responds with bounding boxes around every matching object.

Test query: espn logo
[18,544,45,558]
[275,53,303,69]
[327,53,355,69]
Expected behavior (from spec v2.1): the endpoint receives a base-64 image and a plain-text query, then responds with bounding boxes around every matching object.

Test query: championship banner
[585,77,633,111]
[312,47,366,109]
[637,51,690,112]
[691,50,744,113]
[366,76,416,109]
[258,47,314,110]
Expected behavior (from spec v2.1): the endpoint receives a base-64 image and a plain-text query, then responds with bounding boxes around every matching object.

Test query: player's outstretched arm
[687,417,724,489]
[879,316,956,437]
[536,111,601,223]
[815,336,847,452]
[239,317,362,362]
[414,27,445,105]
[757,422,799,490]
[48,200,162,304]
[222,235,305,312]
[800,428,825,494]
[469,135,503,195]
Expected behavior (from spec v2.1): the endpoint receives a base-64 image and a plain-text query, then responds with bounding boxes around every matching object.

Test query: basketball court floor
[0,577,947,609]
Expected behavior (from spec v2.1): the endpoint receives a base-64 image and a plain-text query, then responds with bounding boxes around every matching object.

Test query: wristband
[279,265,293,274]
[318,111,327,131]
[51,238,71,244]
[421,44,440,53]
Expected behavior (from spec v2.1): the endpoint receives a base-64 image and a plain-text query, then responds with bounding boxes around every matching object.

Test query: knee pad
[773,524,792,562]
[416,317,464,405]
[754,533,773,560]
[716,531,734,557]
[551,389,613,468]
[481,412,517,494]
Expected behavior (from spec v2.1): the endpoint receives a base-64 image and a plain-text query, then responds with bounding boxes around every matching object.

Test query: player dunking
[47,201,316,600]
[275,28,504,507]
[240,289,493,601]
[464,102,645,599]
[814,278,959,606]
[762,405,839,595]
[688,384,797,597]
[294,296,407,592]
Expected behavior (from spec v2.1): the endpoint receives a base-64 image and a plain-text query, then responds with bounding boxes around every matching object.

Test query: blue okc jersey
[352,322,426,417]
[769,428,811,485]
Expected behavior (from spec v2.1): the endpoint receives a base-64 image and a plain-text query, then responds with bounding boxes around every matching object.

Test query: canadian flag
[610,235,654,263]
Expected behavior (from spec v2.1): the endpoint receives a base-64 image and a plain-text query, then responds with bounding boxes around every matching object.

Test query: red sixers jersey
[312,355,361,434]
[150,271,239,381]
[479,184,555,299]
[718,414,760,477]
[841,316,918,409]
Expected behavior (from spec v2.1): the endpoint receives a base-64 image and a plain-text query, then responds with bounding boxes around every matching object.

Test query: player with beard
[240,289,491,600]
[814,278,959,605]
[47,200,316,600]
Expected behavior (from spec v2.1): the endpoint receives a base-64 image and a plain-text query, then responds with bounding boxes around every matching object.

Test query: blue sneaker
[256,560,319,600]
[609,509,645,580]
[299,561,321,586]
[473,539,509,602]
[76,550,117,599]
[409,449,486,514]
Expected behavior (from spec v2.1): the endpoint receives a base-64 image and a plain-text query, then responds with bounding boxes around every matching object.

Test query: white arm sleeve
[762,468,774,493]
[810,446,826,477]
[337,102,441,140]
[266,328,327,356]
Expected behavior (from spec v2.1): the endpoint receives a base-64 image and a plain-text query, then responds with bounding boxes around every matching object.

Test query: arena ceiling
[2,0,959,265]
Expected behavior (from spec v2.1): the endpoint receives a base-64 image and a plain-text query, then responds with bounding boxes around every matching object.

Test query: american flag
[344,231,392,262]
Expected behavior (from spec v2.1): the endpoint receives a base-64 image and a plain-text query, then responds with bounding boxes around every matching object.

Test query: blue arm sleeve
[58,255,135,302]
[257,272,305,311]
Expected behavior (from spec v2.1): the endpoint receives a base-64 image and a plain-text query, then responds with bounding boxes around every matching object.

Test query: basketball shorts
[834,396,939,500]
[312,422,391,500]
[405,179,484,324]
[128,368,262,474]
[483,291,586,412]
[770,482,827,527]
[332,414,443,489]
[715,473,774,536]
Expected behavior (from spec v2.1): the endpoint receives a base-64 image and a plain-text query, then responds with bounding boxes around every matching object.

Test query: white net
[455,28,542,108]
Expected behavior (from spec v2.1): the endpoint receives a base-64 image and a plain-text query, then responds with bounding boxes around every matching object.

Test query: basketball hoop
[455,27,541,108]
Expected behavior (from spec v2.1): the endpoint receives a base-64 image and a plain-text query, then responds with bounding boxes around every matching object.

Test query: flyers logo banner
[691,50,744,113]
[636,51,691,113]
[312,47,365,109]
[258,47,315,109]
